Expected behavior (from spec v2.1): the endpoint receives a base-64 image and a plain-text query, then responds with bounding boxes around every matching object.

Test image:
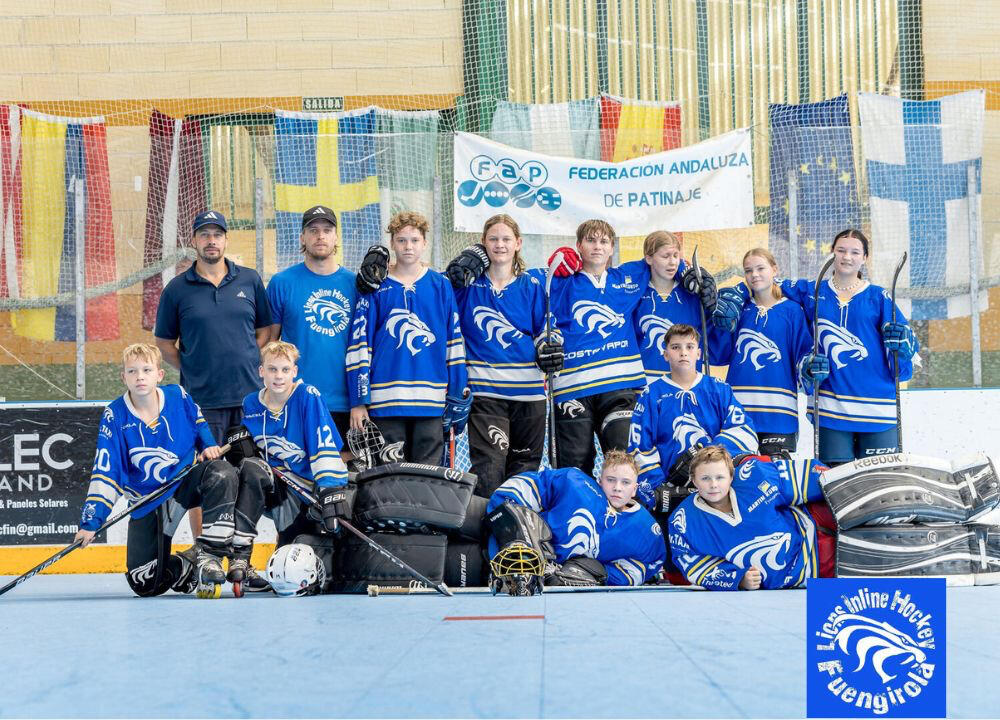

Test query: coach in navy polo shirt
[154,210,272,442]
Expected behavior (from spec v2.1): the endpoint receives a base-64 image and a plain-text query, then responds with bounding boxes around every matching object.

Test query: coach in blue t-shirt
[267,204,357,440]
[154,210,272,442]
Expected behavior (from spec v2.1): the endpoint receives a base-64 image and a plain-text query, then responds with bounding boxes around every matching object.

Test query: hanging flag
[860,90,985,320]
[769,94,860,281]
[599,94,682,162]
[376,108,439,234]
[274,107,380,272]
[141,109,206,330]
[490,98,601,159]
[0,105,22,302]
[4,107,118,341]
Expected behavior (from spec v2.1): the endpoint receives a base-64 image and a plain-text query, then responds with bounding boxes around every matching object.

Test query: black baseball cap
[302,205,337,229]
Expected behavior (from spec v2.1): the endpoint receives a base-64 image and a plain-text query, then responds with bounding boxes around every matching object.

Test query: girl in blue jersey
[445,214,563,497]
[712,248,813,455]
[348,211,470,465]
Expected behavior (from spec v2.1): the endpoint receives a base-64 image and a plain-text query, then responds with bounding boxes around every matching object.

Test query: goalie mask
[265,543,326,597]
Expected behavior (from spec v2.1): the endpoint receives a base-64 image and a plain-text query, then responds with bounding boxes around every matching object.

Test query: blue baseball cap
[192,210,228,233]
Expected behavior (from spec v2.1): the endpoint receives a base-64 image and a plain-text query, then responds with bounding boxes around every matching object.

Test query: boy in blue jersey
[266,205,357,442]
[232,341,351,588]
[628,324,758,507]
[74,343,239,599]
[487,450,666,592]
[668,445,836,590]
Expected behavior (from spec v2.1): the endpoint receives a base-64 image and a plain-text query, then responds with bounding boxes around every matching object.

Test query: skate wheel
[196,583,222,599]
[233,581,244,598]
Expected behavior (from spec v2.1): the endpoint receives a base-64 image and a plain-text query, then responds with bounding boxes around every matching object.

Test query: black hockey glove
[318,485,354,533]
[546,557,608,587]
[223,424,259,468]
[445,244,491,289]
[651,483,695,517]
[356,244,390,295]
[681,266,718,315]
[534,337,564,374]
[667,442,706,486]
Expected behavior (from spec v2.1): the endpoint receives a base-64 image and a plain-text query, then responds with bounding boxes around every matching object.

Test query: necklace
[832,276,862,293]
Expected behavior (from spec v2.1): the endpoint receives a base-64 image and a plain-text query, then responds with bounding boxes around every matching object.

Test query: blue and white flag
[860,90,985,320]
[490,98,601,160]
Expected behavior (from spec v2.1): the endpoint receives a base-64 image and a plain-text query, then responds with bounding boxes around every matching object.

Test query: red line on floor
[443,615,545,621]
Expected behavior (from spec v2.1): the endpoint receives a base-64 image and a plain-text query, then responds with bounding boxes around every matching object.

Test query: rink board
[0,575,998,719]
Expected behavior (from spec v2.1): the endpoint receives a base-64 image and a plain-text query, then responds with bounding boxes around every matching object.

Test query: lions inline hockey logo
[561,509,600,558]
[472,306,522,349]
[829,615,928,684]
[725,531,790,580]
[672,414,710,450]
[128,559,158,586]
[672,507,687,534]
[571,300,625,339]
[129,447,180,485]
[639,314,673,351]
[255,435,305,464]
[559,399,585,417]
[738,459,756,481]
[380,441,405,463]
[735,329,782,370]
[386,309,436,355]
[303,290,351,337]
[817,319,869,369]
[103,407,114,423]
[487,425,509,451]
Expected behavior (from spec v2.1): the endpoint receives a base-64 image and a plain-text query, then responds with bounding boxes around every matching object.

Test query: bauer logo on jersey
[807,578,946,718]
[639,314,673,351]
[672,413,710,450]
[560,508,601,559]
[725,532,790,581]
[456,154,562,212]
[303,289,351,337]
[572,300,625,339]
[129,447,180,485]
[473,306,522,349]
[386,309,436,355]
[736,329,782,369]
[254,435,306,464]
[817,319,869,369]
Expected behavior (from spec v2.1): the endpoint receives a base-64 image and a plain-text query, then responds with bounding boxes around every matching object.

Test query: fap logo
[807,578,945,718]
[456,154,562,212]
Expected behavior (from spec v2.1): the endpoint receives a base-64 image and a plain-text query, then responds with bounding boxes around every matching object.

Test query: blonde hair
[643,230,682,257]
[688,445,734,483]
[260,340,300,365]
[575,219,617,247]
[481,213,527,276]
[387,211,430,239]
[602,449,640,477]
[122,343,161,369]
[742,247,783,301]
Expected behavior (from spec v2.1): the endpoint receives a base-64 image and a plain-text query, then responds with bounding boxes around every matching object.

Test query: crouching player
[74,343,239,599]
[227,341,351,593]
[669,446,836,590]
[486,450,666,594]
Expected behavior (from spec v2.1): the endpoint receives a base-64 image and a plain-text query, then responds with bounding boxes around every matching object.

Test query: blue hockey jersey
[549,260,649,402]
[628,374,758,506]
[241,381,349,491]
[346,269,468,417]
[713,297,813,435]
[487,467,666,585]
[668,456,826,590]
[454,269,549,401]
[80,384,218,531]
[782,279,916,432]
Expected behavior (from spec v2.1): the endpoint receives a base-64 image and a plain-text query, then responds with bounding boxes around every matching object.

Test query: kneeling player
[229,341,352,592]
[74,343,239,599]
[669,446,836,590]
[486,450,666,593]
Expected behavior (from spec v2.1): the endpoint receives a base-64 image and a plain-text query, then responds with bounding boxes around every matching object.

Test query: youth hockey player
[445,213,563,497]
[711,248,813,455]
[628,324,758,507]
[234,340,351,589]
[74,343,238,599]
[348,211,470,464]
[668,445,835,590]
[487,450,666,591]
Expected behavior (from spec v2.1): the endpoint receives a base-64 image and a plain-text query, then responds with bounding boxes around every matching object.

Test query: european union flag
[769,94,860,280]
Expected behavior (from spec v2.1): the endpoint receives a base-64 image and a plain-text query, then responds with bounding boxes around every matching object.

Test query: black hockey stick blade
[891,251,908,309]
[812,254,836,354]
[0,443,231,597]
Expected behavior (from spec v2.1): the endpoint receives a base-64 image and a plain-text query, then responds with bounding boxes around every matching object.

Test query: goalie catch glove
[445,244,490,289]
[546,557,608,587]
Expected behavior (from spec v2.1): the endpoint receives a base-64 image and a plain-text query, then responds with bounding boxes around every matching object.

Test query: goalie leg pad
[332,531,447,594]
[547,556,608,587]
[450,495,487,543]
[487,501,555,564]
[597,390,636,453]
[445,541,487,587]
[353,463,476,532]
[836,524,978,578]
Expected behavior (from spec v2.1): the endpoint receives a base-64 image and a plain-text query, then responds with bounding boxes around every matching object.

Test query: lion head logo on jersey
[254,435,305,464]
[639,314,673,352]
[817,319,868,369]
[738,459,756,481]
[726,532,791,580]
[829,613,928,684]
[305,291,350,335]
[129,447,180,485]
[559,399,585,418]
[672,507,687,534]
[560,508,601,559]
[672,413,710,451]
[572,301,625,339]
[736,329,782,370]
[386,309,437,355]
[472,307,522,349]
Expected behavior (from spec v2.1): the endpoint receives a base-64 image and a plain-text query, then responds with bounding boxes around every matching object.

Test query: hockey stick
[544,251,563,468]
[812,254,837,460]
[691,246,712,376]
[269,466,453,597]
[0,443,231,598]
[890,251,908,452]
[439,428,455,468]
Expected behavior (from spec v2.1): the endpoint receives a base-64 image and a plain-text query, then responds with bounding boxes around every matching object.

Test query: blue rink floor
[1,576,998,719]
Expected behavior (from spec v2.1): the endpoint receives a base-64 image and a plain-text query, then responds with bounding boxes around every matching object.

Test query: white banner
[453,128,754,236]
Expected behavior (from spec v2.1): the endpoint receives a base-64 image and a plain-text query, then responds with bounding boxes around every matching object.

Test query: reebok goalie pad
[836,524,987,578]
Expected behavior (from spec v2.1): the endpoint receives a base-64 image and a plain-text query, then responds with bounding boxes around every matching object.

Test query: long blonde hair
[742,248,783,301]
[642,230,682,257]
[481,214,526,276]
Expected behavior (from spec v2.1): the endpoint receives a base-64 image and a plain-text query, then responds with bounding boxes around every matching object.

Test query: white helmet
[265,543,326,597]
